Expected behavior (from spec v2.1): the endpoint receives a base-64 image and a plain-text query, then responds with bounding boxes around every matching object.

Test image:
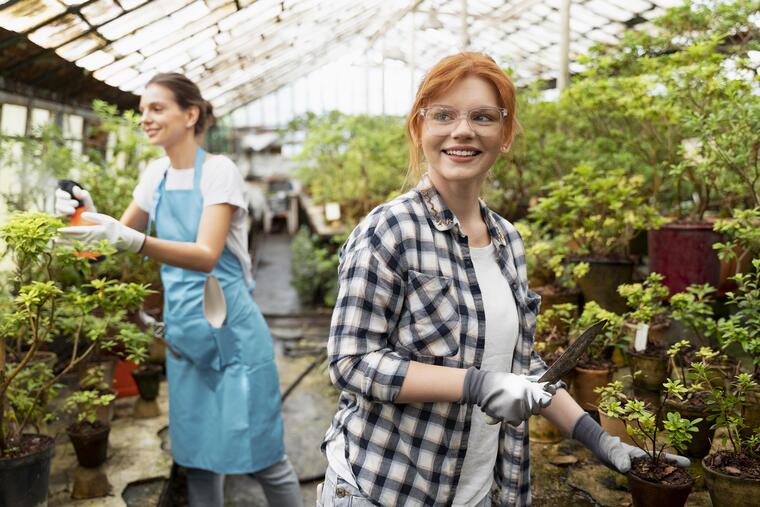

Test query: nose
[139,111,151,127]
[450,114,475,138]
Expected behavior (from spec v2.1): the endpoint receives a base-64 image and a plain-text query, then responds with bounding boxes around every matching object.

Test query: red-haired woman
[57,73,302,507]
[318,53,689,506]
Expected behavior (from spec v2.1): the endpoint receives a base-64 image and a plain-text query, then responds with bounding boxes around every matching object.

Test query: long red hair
[405,52,519,185]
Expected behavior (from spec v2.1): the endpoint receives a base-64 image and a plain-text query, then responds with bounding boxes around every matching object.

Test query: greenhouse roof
[0,0,686,116]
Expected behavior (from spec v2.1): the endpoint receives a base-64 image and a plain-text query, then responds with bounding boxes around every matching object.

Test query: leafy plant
[668,283,718,348]
[595,380,629,419]
[0,211,152,455]
[516,221,587,290]
[713,207,760,274]
[63,390,115,426]
[572,301,626,364]
[529,165,665,259]
[718,258,760,379]
[618,272,670,325]
[622,379,702,466]
[290,227,343,308]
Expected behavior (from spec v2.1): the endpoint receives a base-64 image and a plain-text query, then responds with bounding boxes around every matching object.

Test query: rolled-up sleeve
[328,246,409,402]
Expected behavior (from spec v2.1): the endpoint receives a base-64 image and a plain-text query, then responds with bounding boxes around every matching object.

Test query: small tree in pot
[621,379,701,507]
[63,389,116,468]
[618,273,672,392]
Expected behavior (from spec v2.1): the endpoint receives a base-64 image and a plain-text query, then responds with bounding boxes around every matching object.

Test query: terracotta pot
[571,366,614,411]
[572,257,634,314]
[649,222,722,296]
[0,434,55,507]
[627,469,694,507]
[628,349,670,392]
[67,423,110,468]
[663,399,714,458]
[529,414,563,444]
[599,412,635,445]
[703,455,760,507]
[131,365,162,401]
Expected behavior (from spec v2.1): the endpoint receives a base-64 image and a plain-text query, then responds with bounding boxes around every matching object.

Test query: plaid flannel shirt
[322,176,550,506]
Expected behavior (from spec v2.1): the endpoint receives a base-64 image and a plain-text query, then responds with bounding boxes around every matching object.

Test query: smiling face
[138,84,197,148]
[420,75,504,190]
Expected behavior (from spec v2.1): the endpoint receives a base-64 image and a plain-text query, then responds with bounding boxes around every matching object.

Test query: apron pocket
[166,321,222,371]
[213,325,241,368]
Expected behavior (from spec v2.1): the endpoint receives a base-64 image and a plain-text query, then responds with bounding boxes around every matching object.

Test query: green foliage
[618,272,670,325]
[718,258,760,377]
[669,283,718,347]
[293,112,407,224]
[290,227,343,308]
[63,390,115,425]
[594,380,628,419]
[529,165,664,258]
[572,301,626,361]
[713,207,760,269]
[516,221,584,289]
[0,211,151,454]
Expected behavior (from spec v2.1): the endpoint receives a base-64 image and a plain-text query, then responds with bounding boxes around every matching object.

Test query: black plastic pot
[663,399,714,458]
[571,257,634,314]
[67,422,110,468]
[131,364,162,401]
[0,434,55,507]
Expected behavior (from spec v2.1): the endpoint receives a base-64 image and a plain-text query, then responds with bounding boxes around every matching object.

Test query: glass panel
[1,104,27,136]
[28,14,90,48]
[80,0,124,26]
[62,114,84,140]
[98,0,191,40]
[30,108,52,131]
[76,50,115,71]
[56,33,107,61]
[0,0,66,33]
[94,52,144,81]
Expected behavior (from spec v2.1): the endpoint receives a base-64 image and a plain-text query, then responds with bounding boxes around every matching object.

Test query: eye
[432,108,456,121]
[471,109,498,122]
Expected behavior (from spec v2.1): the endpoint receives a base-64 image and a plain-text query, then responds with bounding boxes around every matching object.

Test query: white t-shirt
[453,241,519,506]
[132,154,252,286]
[326,242,520,503]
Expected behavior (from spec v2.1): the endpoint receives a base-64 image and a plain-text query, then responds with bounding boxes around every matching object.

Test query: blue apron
[148,147,285,473]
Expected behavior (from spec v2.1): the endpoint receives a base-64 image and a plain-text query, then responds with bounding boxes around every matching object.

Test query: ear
[185,105,200,130]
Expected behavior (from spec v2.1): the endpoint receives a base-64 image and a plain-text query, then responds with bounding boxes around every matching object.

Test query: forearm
[539,388,586,435]
[395,361,467,403]
[140,236,219,273]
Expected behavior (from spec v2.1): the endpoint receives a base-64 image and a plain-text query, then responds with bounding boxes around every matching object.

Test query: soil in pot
[0,434,55,507]
[703,451,760,507]
[67,421,110,468]
[628,343,670,392]
[627,455,694,507]
[663,393,714,459]
[131,364,162,401]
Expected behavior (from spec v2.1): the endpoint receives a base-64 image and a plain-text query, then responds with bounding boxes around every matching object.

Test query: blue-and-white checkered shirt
[322,176,549,506]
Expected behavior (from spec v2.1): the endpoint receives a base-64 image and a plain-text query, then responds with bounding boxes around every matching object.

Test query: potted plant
[78,366,117,424]
[63,388,115,468]
[530,303,577,443]
[697,368,760,507]
[595,380,636,446]
[717,259,760,438]
[0,212,152,506]
[618,273,672,392]
[665,342,724,459]
[516,221,585,310]
[621,379,701,507]
[713,207,760,292]
[530,164,665,313]
[569,301,626,410]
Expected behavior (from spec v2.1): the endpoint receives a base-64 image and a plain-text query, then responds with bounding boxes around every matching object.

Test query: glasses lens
[423,106,504,136]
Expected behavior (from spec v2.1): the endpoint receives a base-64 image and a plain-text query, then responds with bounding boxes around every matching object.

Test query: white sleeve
[200,156,248,210]
[132,159,166,213]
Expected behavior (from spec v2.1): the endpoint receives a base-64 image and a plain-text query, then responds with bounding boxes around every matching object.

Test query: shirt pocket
[400,270,461,357]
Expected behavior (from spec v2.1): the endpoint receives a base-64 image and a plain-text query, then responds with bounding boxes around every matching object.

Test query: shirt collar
[415,174,507,248]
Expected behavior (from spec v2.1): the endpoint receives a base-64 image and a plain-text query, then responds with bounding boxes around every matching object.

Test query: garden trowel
[203,275,227,329]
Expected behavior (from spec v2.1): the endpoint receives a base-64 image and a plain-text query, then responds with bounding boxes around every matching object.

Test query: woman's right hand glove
[55,185,96,217]
[460,367,555,426]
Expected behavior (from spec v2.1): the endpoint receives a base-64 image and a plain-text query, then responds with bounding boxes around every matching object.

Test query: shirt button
[510,282,518,290]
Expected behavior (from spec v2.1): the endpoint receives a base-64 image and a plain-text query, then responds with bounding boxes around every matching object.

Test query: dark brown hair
[146,73,214,135]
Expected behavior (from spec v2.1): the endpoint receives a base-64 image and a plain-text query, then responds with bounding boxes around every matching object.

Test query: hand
[55,186,97,217]
[58,212,145,253]
[461,368,555,426]
[573,414,691,473]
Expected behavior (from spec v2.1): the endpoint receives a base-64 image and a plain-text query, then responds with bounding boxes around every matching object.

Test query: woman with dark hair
[57,73,303,507]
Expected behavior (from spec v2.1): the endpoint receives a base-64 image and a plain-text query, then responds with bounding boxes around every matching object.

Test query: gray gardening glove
[461,368,555,426]
[572,413,691,473]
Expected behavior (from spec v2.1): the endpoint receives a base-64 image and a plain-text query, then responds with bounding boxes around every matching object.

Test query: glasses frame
[418,105,509,136]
